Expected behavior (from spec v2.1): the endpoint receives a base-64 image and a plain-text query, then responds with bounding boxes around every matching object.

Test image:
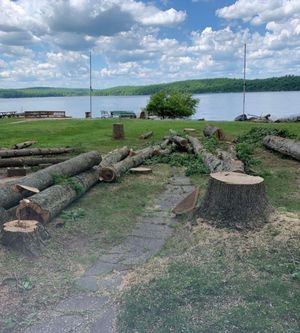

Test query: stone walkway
[25,169,193,333]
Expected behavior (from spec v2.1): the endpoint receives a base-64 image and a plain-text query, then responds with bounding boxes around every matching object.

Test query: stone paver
[25,170,193,333]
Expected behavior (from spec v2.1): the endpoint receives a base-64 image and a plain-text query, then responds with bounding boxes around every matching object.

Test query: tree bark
[17,168,99,224]
[169,130,188,149]
[263,135,300,161]
[187,136,223,172]
[12,141,37,149]
[113,123,124,139]
[0,147,74,158]
[203,125,225,140]
[100,147,130,167]
[100,145,161,182]
[0,157,68,167]
[188,136,244,173]
[140,131,153,140]
[1,219,50,255]
[197,172,272,229]
[0,151,101,209]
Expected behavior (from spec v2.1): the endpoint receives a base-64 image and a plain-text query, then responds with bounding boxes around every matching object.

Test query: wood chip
[130,167,152,174]
[172,187,199,215]
[15,184,40,193]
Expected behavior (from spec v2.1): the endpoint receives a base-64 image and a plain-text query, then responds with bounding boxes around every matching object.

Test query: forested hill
[1,75,299,98]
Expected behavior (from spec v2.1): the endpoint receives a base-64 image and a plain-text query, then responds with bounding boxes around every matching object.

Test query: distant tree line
[1,75,299,98]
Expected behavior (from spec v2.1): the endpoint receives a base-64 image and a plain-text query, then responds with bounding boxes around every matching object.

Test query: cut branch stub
[197,172,272,229]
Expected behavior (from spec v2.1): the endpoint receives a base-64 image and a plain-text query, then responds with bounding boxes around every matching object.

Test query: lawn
[0,118,299,332]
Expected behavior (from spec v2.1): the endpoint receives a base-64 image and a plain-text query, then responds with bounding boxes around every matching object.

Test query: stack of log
[0,142,74,168]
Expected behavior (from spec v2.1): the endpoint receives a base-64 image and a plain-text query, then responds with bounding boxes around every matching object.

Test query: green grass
[118,217,300,333]
[0,118,299,332]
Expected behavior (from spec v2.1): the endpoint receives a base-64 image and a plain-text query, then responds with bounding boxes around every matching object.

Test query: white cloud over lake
[0,0,299,88]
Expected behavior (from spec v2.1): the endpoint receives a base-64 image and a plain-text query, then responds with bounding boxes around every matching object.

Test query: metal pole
[89,51,92,118]
[242,43,246,116]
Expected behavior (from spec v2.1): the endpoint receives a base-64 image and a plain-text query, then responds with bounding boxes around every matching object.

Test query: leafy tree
[145,91,199,118]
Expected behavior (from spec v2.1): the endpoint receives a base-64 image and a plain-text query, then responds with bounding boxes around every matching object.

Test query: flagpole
[242,43,246,117]
[89,51,92,118]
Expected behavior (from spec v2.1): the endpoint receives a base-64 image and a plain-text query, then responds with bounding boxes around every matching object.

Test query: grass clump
[61,208,86,221]
[236,143,261,172]
[52,174,83,194]
[145,152,209,176]
[202,136,219,153]
[236,127,296,146]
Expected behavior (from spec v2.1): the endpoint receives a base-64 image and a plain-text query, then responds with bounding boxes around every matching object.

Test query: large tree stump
[1,219,50,255]
[197,172,272,229]
[113,124,125,139]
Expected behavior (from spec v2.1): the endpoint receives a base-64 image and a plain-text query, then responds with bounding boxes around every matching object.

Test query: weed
[236,142,261,171]
[145,152,209,176]
[53,174,83,194]
[202,136,219,153]
[17,276,33,291]
[61,208,86,221]
[236,127,296,146]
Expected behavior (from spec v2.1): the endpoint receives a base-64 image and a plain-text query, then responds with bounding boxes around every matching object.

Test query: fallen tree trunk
[197,172,272,229]
[188,136,222,172]
[100,147,130,167]
[12,141,37,149]
[0,147,74,158]
[188,136,244,173]
[274,115,300,123]
[0,151,101,209]
[203,125,225,140]
[217,147,245,173]
[100,145,161,182]
[140,131,153,140]
[0,157,68,167]
[169,130,188,149]
[263,135,300,161]
[17,168,99,224]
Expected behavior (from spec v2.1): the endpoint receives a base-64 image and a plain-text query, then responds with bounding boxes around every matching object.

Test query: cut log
[17,168,99,224]
[100,147,130,167]
[0,147,74,158]
[0,151,101,209]
[263,135,300,161]
[203,125,225,140]
[188,136,222,172]
[169,130,188,148]
[188,136,244,173]
[100,145,161,182]
[0,157,67,167]
[1,219,50,255]
[217,147,245,173]
[197,172,272,229]
[274,115,300,123]
[113,123,125,139]
[12,141,37,149]
[140,131,153,140]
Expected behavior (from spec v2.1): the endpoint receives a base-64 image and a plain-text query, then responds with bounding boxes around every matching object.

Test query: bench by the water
[24,111,67,118]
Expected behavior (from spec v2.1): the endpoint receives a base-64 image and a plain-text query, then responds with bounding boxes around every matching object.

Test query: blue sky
[0,0,299,88]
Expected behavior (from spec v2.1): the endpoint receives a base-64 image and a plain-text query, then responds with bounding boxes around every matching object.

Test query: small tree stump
[1,220,50,255]
[113,123,125,139]
[197,172,272,229]
[203,125,225,141]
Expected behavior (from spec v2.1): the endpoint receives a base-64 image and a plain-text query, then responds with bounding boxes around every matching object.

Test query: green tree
[145,91,199,118]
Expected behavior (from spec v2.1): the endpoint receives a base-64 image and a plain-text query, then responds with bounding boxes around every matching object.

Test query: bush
[145,91,199,118]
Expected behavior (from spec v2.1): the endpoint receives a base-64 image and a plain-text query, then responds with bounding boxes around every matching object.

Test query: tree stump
[1,220,50,255]
[197,172,272,229]
[203,125,225,141]
[113,123,124,139]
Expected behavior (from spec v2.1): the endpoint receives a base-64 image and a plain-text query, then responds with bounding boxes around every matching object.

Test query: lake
[0,91,299,121]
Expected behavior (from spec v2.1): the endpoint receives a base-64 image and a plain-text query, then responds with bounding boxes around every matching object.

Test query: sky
[0,0,299,89]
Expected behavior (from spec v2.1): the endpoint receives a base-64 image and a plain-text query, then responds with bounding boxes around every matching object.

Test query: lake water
[0,91,299,121]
